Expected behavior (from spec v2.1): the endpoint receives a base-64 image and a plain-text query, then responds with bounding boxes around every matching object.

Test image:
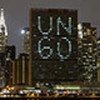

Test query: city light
[0,3,100,99]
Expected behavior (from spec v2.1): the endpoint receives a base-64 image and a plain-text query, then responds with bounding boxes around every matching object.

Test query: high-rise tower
[78,23,97,82]
[21,27,30,54]
[0,8,8,87]
[0,8,8,53]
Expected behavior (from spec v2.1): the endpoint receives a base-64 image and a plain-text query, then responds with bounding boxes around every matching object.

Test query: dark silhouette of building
[18,53,29,85]
[0,53,6,87]
[7,53,29,86]
[5,45,16,85]
[5,45,16,60]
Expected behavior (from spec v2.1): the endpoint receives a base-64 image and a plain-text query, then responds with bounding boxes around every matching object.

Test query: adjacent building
[21,27,30,54]
[5,45,16,61]
[97,37,100,82]
[18,53,29,85]
[0,8,8,53]
[7,53,29,86]
[0,8,8,87]
[0,53,6,87]
[78,23,97,82]
[5,45,16,85]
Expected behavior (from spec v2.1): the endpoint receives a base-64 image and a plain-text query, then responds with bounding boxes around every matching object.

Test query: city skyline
[0,0,100,55]
[0,1,100,98]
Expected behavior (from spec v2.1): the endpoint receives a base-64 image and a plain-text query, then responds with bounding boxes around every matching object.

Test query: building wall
[7,53,30,86]
[18,53,29,85]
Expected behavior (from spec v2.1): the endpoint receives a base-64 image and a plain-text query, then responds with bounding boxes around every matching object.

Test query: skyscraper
[21,27,30,54]
[29,9,78,85]
[0,8,8,53]
[78,23,97,82]
[5,45,16,85]
[0,8,8,87]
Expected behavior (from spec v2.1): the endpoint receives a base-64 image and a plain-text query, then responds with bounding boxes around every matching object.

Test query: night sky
[0,0,100,55]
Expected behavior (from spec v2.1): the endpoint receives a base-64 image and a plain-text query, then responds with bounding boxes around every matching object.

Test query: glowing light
[37,16,72,60]
[57,37,71,60]
[38,36,53,59]
[57,17,72,35]
[38,16,53,35]
[21,29,26,35]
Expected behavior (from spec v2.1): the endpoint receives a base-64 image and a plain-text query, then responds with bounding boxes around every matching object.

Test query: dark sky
[0,0,100,55]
